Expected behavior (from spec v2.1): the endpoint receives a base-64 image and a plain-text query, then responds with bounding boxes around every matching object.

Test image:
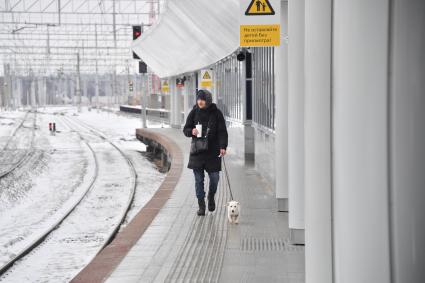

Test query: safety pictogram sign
[161,81,169,93]
[202,71,211,80]
[240,0,280,47]
[200,69,213,88]
[245,0,275,16]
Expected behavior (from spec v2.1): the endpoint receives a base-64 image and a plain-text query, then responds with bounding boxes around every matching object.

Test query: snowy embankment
[0,106,165,282]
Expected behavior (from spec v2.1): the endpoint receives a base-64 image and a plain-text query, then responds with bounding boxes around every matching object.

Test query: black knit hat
[196,89,213,107]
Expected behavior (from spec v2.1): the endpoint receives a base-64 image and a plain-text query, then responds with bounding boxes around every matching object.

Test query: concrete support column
[169,77,174,126]
[183,79,189,122]
[141,74,147,128]
[275,0,289,212]
[176,81,182,127]
[389,1,425,282]
[211,70,217,104]
[332,0,391,282]
[170,77,181,128]
[287,0,305,244]
[241,55,255,162]
[304,0,333,281]
[189,74,196,107]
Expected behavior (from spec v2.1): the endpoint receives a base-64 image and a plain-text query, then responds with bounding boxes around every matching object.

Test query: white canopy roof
[132,0,239,78]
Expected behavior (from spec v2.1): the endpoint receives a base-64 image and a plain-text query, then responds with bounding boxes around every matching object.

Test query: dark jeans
[193,169,220,200]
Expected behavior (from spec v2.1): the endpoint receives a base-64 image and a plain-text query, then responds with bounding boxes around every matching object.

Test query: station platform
[73,127,305,282]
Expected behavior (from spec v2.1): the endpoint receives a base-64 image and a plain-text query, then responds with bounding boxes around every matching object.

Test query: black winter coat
[183,103,228,172]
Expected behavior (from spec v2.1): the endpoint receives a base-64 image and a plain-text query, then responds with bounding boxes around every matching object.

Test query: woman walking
[183,89,228,216]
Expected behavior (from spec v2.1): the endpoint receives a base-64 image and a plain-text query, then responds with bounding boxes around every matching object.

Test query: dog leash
[221,156,234,201]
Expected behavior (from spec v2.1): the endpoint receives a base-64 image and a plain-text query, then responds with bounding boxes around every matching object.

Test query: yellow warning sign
[201,81,212,87]
[202,71,211,80]
[240,24,280,47]
[161,81,169,93]
[240,0,280,47]
[200,69,213,88]
[245,0,275,16]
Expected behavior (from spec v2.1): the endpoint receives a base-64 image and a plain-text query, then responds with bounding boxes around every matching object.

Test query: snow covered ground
[0,106,165,282]
[40,106,167,224]
[0,111,36,177]
[0,111,26,150]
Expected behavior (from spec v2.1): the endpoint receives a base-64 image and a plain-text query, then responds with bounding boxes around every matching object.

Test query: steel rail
[65,115,138,248]
[0,115,99,276]
[0,110,37,179]
[0,114,137,275]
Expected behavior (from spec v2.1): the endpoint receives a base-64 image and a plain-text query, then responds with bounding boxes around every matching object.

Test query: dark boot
[207,193,216,212]
[197,198,206,216]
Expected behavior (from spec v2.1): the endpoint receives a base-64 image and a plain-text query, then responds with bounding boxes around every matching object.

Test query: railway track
[1,111,30,151]
[0,110,37,179]
[0,115,137,279]
[0,116,98,276]
[63,116,137,246]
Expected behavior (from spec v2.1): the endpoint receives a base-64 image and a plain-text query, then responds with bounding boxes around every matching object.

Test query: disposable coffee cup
[196,124,202,138]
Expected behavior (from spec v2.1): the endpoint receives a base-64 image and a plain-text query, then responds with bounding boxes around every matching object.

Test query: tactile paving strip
[239,237,304,253]
[165,169,230,282]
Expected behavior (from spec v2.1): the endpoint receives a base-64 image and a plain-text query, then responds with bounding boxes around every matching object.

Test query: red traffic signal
[133,26,142,40]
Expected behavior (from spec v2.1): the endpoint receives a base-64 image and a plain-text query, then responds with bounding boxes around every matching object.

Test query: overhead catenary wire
[0,0,159,76]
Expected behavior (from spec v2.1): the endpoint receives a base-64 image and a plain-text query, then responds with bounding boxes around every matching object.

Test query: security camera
[237,50,246,61]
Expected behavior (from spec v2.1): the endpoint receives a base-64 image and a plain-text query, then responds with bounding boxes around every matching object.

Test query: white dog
[227,200,240,224]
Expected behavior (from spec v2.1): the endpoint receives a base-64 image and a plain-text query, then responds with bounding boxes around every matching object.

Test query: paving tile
[75,128,305,283]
